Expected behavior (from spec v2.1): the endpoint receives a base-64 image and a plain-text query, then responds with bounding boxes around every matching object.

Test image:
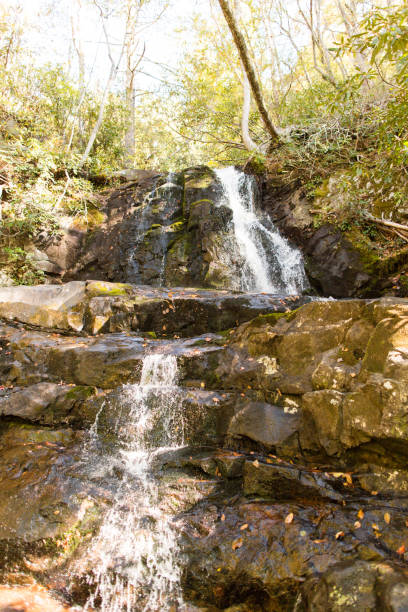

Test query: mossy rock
[86,281,133,298]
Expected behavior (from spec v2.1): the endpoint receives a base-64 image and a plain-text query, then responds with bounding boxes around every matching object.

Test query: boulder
[227,401,300,451]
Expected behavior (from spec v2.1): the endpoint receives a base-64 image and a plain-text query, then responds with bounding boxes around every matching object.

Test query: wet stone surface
[0,291,408,610]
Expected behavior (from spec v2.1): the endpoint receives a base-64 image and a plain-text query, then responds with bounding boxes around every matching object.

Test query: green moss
[184,177,213,189]
[145,331,157,339]
[257,308,301,325]
[189,198,214,208]
[64,386,97,401]
[86,281,133,297]
[168,220,185,232]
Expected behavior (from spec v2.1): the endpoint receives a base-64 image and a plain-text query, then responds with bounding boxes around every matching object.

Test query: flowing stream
[84,354,184,612]
[215,166,309,294]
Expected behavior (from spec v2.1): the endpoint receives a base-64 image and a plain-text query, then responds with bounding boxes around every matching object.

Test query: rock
[262,181,377,297]
[0,270,14,286]
[0,584,74,611]
[356,466,408,495]
[0,383,96,426]
[0,281,311,336]
[302,390,344,456]
[243,459,343,502]
[180,495,404,611]
[227,401,300,451]
[298,561,408,611]
[0,281,85,332]
[299,560,378,610]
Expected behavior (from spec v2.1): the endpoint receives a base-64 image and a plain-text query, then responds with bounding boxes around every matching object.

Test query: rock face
[1,286,408,610]
[64,167,248,290]
[262,180,385,298]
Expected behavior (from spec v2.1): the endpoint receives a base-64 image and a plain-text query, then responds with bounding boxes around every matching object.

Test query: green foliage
[350,4,408,86]
[1,247,45,285]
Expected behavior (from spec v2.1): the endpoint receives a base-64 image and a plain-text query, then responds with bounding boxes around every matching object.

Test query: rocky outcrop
[0,280,310,336]
[1,287,408,610]
[61,167,249,290]
[262,180,398,298]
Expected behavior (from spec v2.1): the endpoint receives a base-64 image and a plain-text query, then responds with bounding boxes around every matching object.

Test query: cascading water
[215,166,309,294]
[83,354,184,611]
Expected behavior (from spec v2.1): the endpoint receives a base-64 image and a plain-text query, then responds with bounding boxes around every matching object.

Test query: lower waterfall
[215,166,309,294]
[83,354,184,612]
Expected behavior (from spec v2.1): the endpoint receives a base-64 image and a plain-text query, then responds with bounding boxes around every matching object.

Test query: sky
[9,0,206,91]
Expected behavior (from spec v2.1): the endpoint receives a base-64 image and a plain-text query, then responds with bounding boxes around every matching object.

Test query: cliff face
[62,167,243,290]
[262,176,408,298]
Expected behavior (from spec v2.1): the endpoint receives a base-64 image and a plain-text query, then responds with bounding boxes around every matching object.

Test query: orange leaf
[354,521,361,529]
[232,537,243,550]
[358,509,365,520]
[397,544,406,555]
[253,459,260,468]
[285,513,294,525]
[384,512,391,524]
[335,531,345,539]
[240,524,249,531]
[221,514,225,522]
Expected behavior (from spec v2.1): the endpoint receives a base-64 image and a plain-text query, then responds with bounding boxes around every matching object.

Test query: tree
[79,0,128,167]
[234,0,258,152]
[217,0,280,145]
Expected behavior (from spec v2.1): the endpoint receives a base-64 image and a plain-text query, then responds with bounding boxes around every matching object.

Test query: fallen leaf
[335,531,345,540]
[232,537,243,550]
[358,509,365,520]
[221,514,225,521]
[354,521,361,529]
[313,538,327,544]
[371,523,380,531]
[384,512,391,524]
[285,513,294,525]
[200,382,205,388]
[253,459,260,468]
[371,490,378,496]
[397,544,406,555]
[240,524,249,531]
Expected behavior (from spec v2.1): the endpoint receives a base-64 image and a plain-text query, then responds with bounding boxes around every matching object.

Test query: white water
[84,355,184,612]
[215,166,308,294]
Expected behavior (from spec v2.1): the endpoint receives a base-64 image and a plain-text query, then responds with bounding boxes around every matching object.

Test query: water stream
[84,354,184,612]
[215,167,309,294]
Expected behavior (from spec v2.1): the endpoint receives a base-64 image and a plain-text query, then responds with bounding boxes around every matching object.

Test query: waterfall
[84,354,184,612]
[215,166,309,294]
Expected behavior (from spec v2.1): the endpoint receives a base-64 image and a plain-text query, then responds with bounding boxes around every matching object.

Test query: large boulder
[218,297,408,466]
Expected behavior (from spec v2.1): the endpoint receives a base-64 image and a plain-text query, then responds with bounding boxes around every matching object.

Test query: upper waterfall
[214,167,309,294]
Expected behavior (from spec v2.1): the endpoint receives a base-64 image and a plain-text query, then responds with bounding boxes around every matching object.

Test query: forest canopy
[0,0,407,282]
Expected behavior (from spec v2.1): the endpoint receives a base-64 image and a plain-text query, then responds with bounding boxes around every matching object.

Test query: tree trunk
[217,0,280,144]
[79,2,127,167]
[234,0,258,151]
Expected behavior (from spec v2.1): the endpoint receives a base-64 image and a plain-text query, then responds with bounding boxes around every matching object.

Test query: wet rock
[243,460,343,502]
[263,182,373,297]
[0,281,311,337]
[0,383,96,426]
[0,584,74,611]
[298,560,408,611]
[180,497,391,611]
